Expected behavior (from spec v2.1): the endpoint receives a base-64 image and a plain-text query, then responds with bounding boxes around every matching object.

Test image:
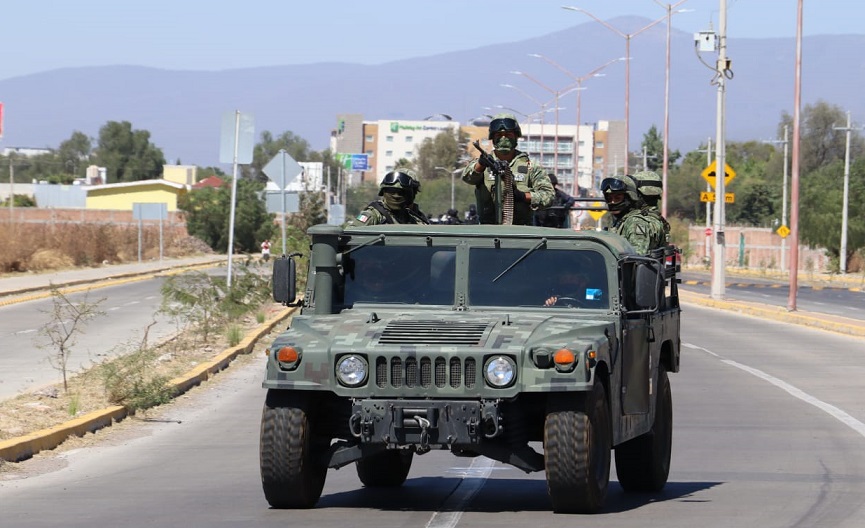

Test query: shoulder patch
[357,213,370,223]
[518,165,528,173]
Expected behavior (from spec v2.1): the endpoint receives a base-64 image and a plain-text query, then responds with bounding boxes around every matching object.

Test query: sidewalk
[0,254,227,305]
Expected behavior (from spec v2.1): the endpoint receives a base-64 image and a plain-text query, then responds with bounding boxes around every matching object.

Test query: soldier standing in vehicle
[632,170,671,243]
[601,174,666,255]
[346,168,429,226]
[461,113,553,225]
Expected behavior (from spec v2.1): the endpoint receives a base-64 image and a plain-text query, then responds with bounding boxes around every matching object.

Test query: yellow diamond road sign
[588,202,607,221]
[776,225,790,238]
[701,160,736,189]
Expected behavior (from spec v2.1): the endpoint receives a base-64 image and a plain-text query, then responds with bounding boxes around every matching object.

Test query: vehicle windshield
[341,246,456,306]
[469,248,608,308]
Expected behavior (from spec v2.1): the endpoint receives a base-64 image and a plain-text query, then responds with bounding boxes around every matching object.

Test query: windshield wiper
[492,238,547,283]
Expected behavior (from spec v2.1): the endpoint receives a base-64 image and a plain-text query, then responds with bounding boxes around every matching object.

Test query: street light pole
[788,0,804,311]
[527,54,625,195]
[764,125,789,272]
[833,111,860,274]
[562,6,670,174]
[501,83,550,166]
[510,71,562,178]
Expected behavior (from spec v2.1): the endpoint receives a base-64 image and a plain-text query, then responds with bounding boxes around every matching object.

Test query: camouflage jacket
[461,150,554,225]
[612,207,667,255]
[645,205,671,244]
[345,200,429,227]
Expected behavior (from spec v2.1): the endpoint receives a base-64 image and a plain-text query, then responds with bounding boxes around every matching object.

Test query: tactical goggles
[489,117,519,133]
[381,170,417,189]
[600,177,628,193]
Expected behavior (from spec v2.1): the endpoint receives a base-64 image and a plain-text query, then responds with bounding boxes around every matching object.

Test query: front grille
[379,320,490,346]
[376,355,478,389]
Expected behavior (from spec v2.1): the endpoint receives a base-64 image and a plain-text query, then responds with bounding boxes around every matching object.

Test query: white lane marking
[108,307,120,311]
[123,301,140,306]
[685,342,865,439]
[426,457,495,528]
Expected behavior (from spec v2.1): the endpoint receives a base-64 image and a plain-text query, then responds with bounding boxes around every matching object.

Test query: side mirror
[272,253,301,305]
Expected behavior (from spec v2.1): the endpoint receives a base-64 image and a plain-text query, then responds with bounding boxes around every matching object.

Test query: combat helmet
[632,170,663,202]
[600,174,641,213]
[379,168,421,201]
[488,113,522,139]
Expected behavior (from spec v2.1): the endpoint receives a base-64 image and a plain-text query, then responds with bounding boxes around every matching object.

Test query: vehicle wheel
[259,390,328,508]
[356,450,414,487]
[544,377,611,514]
[615,364,673,492]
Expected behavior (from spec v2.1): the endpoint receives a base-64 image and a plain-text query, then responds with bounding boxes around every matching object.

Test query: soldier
[461,113,554,225]
[601,174,666,255]
[632,170,671,243]
[535,173,576,228]
[346,169,429,226]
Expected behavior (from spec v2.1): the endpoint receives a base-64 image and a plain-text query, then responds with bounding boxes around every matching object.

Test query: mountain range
[1,16,863,167]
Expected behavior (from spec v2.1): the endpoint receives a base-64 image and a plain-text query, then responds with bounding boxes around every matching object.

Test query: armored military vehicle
[261,223,680,513]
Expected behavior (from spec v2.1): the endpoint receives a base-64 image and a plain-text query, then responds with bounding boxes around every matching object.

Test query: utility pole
[788,0,804,312]
[833,111,860,274]
[711,0,729,300]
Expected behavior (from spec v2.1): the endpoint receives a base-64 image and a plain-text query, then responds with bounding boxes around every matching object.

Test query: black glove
[513,185,528,203]
[477,154,496,169]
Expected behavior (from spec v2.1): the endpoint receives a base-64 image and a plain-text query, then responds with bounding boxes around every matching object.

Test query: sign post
[263,150,304,256]
[219,111,254,287]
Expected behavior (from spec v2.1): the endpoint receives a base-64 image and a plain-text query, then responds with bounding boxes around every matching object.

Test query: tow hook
[413,415,432,453]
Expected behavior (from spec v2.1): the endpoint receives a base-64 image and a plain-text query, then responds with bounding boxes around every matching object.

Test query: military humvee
[261,223,681,514]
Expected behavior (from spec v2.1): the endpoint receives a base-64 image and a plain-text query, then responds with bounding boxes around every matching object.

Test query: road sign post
[263,150,304,256]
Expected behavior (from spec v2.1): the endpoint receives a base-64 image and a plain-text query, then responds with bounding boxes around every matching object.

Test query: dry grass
[0,303,285,442]
[0,221,209,273]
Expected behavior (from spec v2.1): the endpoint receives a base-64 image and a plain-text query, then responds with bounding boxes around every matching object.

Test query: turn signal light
[277,347,299,363]
[553,348,575,366]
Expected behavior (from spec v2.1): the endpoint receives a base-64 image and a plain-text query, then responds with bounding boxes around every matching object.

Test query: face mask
[494,135,516,152]
[382,191,408,209]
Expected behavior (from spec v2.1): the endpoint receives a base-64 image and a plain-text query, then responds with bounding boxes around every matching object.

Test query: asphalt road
[679,270,865,320]
[2,302,865,527]
[0,279,176,401]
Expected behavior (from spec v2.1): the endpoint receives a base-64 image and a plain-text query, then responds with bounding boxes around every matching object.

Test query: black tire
[355,450,414,487]
[544,377,612,514]
[259,391,328,508]
[614,364,673,492]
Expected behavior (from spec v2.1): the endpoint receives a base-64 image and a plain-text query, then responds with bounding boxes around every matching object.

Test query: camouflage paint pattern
[612,207,667,255]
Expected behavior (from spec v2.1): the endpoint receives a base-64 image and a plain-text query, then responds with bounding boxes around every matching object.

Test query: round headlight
[485,356,516,388]
[336,355,368,387]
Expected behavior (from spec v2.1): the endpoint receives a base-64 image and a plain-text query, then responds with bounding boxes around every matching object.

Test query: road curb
[679,290,865,338]
[0,260,224,307]
[0,306,296,463]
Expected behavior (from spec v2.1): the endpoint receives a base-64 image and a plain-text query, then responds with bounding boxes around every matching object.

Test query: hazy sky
[1,0,861,81]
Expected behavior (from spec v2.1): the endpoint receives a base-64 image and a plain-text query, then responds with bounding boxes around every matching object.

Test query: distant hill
[1,16,863,167]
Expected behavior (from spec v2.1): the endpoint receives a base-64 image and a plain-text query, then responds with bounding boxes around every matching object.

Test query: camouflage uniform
[462,151,553,225]
[632,170,671,243]
[345,168,429,227]
[462,113,554,225]
[602,174,666,255]
[348,202,428,226]
[612,208,667,255]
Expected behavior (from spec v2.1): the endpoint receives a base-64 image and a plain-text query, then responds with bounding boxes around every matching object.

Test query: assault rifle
[471,140,515,224]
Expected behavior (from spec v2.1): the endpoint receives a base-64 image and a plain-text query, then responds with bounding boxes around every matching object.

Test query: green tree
[245,131,314,183]
[640,125,680,171]
[413,130,464,182]
[178,178,273,253]
[779,100,865,175]
[92,121,166,182]
[799,158,865,270]
[57,131,92,178]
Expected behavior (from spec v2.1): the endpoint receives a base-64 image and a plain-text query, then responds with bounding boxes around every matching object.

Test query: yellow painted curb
[679,290,865,338]
[0,306,296,463]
